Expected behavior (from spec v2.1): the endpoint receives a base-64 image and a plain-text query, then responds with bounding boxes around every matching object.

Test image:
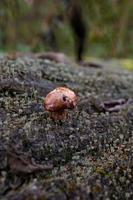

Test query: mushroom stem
[50,110,67,120]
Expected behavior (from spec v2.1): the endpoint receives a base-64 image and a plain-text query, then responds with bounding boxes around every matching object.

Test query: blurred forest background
[0,0,133,61]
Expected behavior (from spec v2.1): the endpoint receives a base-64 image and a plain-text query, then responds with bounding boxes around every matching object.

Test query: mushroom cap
[44,87,77,112]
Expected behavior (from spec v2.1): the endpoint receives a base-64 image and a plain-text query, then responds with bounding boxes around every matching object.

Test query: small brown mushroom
[44,87,77,120]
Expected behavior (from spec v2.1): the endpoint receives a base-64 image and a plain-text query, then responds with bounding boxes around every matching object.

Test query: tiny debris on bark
[79,61,102,68]
[94,98,133,112]
[7,146,53,174]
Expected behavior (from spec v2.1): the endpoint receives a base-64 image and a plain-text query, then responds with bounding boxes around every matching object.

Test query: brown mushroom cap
[44,87,77,112]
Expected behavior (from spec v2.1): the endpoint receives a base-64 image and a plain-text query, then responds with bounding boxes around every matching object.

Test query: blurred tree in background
[0,0,133,58]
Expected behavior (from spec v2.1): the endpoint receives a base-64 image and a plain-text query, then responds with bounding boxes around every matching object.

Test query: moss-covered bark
[0,55,133,199]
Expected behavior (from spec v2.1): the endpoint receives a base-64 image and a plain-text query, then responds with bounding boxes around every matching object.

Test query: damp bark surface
[0,55,133,200]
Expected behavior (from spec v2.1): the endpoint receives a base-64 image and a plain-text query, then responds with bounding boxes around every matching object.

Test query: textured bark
[0,55,133,200]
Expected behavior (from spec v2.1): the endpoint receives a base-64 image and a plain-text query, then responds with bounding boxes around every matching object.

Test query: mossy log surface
[0,55,133,200]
